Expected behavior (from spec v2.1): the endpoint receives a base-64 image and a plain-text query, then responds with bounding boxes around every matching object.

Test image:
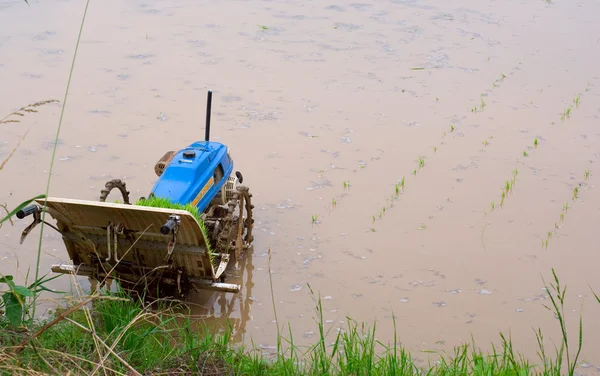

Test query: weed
[541,269,584,375]
[0,100,59,125]
[483,139,489,146]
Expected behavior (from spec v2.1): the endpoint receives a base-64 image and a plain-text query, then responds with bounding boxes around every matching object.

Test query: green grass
[1,268,593,375]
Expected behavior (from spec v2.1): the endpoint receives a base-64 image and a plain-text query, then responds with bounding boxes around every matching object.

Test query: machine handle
[16,205,40,219]
[160,215,180,235]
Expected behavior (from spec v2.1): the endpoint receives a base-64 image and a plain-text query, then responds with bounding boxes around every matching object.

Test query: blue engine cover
[150,141,233,213]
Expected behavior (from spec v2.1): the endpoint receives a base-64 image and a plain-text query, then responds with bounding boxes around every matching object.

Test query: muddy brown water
[2,0,600,368]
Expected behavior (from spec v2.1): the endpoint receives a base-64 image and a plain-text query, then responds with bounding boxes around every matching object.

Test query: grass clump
[1,268,593,376]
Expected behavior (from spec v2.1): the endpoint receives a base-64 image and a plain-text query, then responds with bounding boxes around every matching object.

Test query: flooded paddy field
[2,0,600,368]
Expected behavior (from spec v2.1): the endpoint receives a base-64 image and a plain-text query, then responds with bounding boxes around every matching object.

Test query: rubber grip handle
[160,218,177,235]
[16,205,40,219]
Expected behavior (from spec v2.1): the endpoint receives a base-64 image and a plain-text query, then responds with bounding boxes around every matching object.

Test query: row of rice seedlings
[542,170,590,249]
[370,67,516,229]
[485,135,542,215]
[491,72,507,88]
[471,95,487,113]
[560,86,588,122]
[372,153,428,225]
[485,168,519,216]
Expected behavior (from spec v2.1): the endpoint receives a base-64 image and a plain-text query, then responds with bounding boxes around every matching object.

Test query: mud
[2,0,600,367]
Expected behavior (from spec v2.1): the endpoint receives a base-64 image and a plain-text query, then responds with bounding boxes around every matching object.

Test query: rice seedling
[412,169,417,175]
[534,138,539,148]
[394,184,400,197]
[560,211,565,222]
[482,139,489,146]
[500,72,506,79]
[418,156,425,168]
[573,94,580,108]
[561,107,572,121]
[572,186,579,201]
[259,24,269,31]
[523,150,528,157]
[584,169,590,180]
[311,214,320,224]
[331,198,337,208]
[500,190,505,206]
[505,180,511,193]
[372,215,376,224]
[490,201,495,211]
[400,177,405,189]
[433,145,437,153]
[471,105,477,113]
[563,201,569,212]
[449,125,455,132]
[480,96,486,109]
[436,96,439,102]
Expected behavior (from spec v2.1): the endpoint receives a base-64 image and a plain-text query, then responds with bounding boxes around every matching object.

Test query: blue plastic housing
[150,141,233,213]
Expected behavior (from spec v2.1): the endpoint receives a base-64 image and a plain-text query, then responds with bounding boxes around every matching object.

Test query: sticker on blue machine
[192,177,214,206]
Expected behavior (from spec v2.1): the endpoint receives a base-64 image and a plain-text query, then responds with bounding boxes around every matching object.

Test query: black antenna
[205,90,212,141]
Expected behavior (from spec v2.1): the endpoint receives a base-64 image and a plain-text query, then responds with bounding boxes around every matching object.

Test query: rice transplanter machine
[17,91,255,298]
